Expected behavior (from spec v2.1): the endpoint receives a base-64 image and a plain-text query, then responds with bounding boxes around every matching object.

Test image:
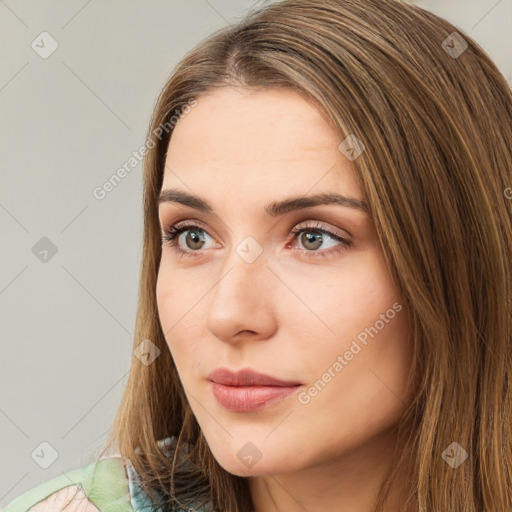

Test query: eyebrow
[158,188,368,216]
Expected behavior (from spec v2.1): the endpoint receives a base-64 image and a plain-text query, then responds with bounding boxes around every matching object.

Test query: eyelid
[160,217,350,240]
[160,217,353,259]
[290,220,351,242]
[165,218,218,241]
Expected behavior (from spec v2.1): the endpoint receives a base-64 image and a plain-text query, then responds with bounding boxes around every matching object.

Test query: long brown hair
[98,1,512,510]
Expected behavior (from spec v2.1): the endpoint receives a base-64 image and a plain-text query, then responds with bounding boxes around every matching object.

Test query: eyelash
[160,220,352,260]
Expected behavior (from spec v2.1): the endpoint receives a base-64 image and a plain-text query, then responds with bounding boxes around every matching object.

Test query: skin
[156,87,415,512]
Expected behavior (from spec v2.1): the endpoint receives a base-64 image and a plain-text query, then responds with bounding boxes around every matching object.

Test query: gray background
[0,0,510,507]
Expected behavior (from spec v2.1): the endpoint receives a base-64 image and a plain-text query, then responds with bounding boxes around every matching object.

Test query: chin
[205,439,296,477]
[216,456,292,478]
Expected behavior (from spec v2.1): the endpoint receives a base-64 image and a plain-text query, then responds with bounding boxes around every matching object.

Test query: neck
[248,427,415,512]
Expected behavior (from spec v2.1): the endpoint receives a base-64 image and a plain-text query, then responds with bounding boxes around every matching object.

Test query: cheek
[286,248,404,348]
[155,265,203,366]
[156,259,205,329]
[286,249,411,401]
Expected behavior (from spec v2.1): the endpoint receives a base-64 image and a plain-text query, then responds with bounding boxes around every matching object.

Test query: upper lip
[207,367,302,387]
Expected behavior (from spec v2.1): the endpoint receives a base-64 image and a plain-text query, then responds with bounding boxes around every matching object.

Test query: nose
[204,251,278,344]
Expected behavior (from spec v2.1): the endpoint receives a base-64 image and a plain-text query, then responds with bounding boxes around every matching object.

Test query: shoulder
[3,438,215,512]
[2,456,134,512]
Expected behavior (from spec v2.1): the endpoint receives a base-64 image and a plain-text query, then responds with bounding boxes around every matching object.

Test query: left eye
[290,227,345,252]
[161,221,352,258]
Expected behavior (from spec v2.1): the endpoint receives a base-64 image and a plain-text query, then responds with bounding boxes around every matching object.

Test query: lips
[207,367,302,387]
[207,367,303,412]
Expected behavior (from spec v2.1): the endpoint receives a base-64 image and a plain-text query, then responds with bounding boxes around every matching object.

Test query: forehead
[162,87,360,201]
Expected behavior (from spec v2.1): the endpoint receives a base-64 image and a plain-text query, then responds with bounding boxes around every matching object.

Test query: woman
[5,0,511,510]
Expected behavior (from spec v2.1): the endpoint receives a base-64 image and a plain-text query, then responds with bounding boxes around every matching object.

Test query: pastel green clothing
[2,438,213,512]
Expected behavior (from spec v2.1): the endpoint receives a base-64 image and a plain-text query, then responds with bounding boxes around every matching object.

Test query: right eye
[161,220,216,258]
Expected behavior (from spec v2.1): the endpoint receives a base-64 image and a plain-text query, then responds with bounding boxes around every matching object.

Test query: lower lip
[210,382,300,412]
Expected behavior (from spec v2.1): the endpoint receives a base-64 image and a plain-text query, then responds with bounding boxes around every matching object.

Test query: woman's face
[156,87,413,477]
